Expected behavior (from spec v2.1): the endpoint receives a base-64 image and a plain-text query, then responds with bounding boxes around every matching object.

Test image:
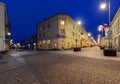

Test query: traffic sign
[107,30,112,35]
[107,34,112,39]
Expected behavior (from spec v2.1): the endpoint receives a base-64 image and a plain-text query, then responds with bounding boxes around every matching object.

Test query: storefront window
[54,42,57,48]
[47,40,51,48]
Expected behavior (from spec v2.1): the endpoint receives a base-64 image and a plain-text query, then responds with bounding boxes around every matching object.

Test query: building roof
[0,2,5,5]
[36,13,88,34]
[111,7,120,24]
[36,13,71,25]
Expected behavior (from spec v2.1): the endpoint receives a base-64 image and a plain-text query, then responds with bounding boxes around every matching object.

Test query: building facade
[37,14,90,50]
[20,34,37,49]
[111,7,120,49]
[0,2,10,52]
[102,27,109,47]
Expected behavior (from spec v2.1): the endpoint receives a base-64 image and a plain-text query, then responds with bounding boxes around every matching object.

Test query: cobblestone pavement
[0,47,120,84]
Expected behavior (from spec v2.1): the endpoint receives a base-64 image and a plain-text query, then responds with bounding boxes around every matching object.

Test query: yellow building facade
[37,14,90,50]
[111,7,120,49]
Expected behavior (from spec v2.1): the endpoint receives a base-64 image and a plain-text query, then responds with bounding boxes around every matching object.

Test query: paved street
[0,46,120,84]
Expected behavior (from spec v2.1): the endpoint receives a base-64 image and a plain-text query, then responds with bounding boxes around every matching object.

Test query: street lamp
[98,34,101,38]
[6,32,11,51]
[100,3,107,9]
[91,37,93,39]
[7,32,11,36]
[88,33,92,47]
[100,0,117,56]
[98,25,104,37]
[88,33,91,37]
[74,21,82,51]
[100,1,111,48]
[77,21,82,25]
[98,28,102,31]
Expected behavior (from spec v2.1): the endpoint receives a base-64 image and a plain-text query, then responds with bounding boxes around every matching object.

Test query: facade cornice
[111,7,120,25]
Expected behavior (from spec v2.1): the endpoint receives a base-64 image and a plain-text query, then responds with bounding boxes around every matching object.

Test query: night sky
[2,0,120,43]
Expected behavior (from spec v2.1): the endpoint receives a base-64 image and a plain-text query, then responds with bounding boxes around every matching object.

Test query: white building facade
[111,7,120,49]
[0,2,10,52]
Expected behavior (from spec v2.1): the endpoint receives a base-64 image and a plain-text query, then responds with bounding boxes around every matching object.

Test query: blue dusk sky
[1,0,120,42]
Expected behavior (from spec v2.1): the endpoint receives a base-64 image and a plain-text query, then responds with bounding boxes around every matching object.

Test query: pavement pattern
[0,46,120,84]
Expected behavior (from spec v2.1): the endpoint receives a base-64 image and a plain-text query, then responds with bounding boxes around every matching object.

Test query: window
[47,40,51,48]
[43,25,45,30]
[119,20,120,30]
[39,27,42,31]
[73,32,74,37]
[43,32,45,37]
[60,21,65,25]
[81,32,84,35]
[39,41,42,48]
[60,29,65,36]
[48,24,50,28]
[73,25,74,30]
[39,33,41,38]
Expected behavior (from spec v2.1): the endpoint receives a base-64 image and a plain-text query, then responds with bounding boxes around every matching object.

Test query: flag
[99,25,105,29]
[98,23,108,29]
[103,23,108,27]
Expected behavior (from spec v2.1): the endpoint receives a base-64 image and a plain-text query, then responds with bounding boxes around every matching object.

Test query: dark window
[81,32,84,35]
[43,25,45,30]
[39,33,41,38]
[43,32,45,37]
[48,24,50,28]
[73,32,74,36]
[73,25,74,30]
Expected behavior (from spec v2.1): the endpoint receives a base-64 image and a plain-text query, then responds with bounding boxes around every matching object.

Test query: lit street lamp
[98,34,101,38]
[98,25,104,37]
[77,21,82,25]
[100,0,117,56]
[98,28,102,31]
[100,3,107,9]
[76,21,81,48]
[74,21,82,51]
[88,33,91,37]
[100,0,111,48]
[7,32,11,36]
[88,33,92,47]
[6,32,11,51]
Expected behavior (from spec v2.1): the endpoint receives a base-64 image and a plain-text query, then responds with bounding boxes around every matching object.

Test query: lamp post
[76,21,81,48]
[100,0,117,56]
[74,21,82,51]
[100,0,111,48]
[98,25,104,37]
[88,33,92,47]
[7,32,11,51]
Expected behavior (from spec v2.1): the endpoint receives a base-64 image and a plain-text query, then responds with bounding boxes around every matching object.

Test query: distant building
[111,7,120,49]
[36,14,90,50]
[20,34,37,49]
[103,27,109,47]
[0,2,10,52]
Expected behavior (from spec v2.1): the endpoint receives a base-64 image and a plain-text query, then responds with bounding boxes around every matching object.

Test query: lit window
[54,42,57,48]
[60,21,65,25]
[39,27,42,31]
[47,40,51,45]
[43,40,46,44]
